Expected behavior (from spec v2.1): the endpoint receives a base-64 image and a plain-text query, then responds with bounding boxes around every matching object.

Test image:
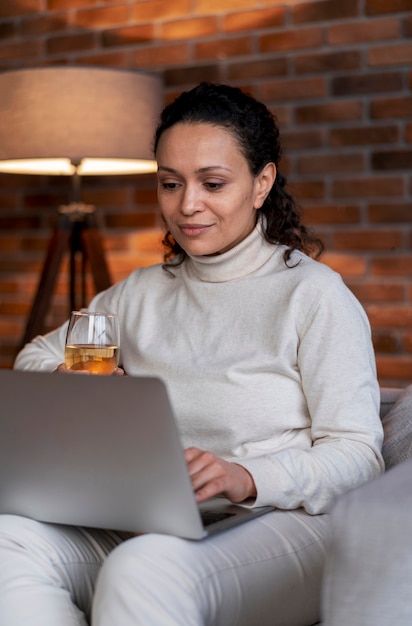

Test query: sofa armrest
[380,387,402,419]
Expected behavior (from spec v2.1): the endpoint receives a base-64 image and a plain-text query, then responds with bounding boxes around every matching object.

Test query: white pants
[0,509,327,626]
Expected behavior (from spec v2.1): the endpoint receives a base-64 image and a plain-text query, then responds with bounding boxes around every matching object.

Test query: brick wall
[0,0,411,387]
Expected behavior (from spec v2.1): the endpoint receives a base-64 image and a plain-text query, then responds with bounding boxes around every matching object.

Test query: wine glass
[64,311,120,375]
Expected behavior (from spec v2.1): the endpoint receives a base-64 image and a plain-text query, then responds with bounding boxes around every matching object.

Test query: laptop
[0,369,273,540]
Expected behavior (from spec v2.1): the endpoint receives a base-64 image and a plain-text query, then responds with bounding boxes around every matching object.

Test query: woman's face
[156,122,275,256]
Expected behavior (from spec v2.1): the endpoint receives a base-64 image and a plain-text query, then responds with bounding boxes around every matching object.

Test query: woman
[0,83,384,626]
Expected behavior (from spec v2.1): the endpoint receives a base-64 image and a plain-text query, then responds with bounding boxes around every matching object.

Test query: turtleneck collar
[185,217,278,283]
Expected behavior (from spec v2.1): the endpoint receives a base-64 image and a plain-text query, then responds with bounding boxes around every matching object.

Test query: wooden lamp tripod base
[20,203,112,349]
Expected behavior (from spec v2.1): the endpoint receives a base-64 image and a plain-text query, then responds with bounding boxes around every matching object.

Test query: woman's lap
[94,508,328,626]
[0,509,328,626]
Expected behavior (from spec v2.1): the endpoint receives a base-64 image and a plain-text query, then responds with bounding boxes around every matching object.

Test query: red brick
[297,153,365,175]
[371,97,412,120]
[47,32,97,55]
[197,37,253,62]
[282,129,324,151]
[115,229,164,253]
[328,17,400,45]
[105,213,159,229]
[333,176,404,198]
[369,42,412,67]
[223,7,285,32]
[49,0,96,8]
[76,50,129,68]
[330,125,400,147]
[0,300,32,316]
[163,64,220,86]
[372,150,412,170]
[161,17,217,40]
[0,278,20,294]
[132,0,192,22]
[0,175,45,190]
[234,55,289,80]
[295,101,363,124]
[0,235,47,252]
[133,188,158,206]
[0,39,42,61]
[106,228,165,258]
[0,216,42,229]
[260,77,326,102]
[74,6,128,29]
[377,356,412,390]
[288,181,326,200]
[260,27,323,54]
[368,304,412,327]
[292,0,359,24]
[0,21,15,39]
[294,50,361,74]
[366,0,412,14]
[0,193,19,210]
[0,0,40,18]
[197,0,257,12]
[406,123,412,143]
[132,43,187,67]
[371,257,412,277]
[267,104,290,128]
[333,229,404,250]
[21,13,71,36]
[332,72,403,96]
[0,319,23,338]
[102,24,154,48]
[347,281,405,303]
[81,188,130,208]
[372,330,400,353]
[22,192,68,209]
[406,14,412,37]
[368,203,412,222]
[404,332,412,353]
[302,204,361,224]
[321,252,367,277]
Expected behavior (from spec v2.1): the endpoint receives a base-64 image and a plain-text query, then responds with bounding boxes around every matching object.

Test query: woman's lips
[179,224,212,236]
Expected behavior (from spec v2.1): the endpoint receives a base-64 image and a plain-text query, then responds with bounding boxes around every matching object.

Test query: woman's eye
[204,182,224,191]
[160,181,180,190]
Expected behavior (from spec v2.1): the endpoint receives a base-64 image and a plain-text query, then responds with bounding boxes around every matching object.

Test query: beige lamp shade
[0,67,163,176]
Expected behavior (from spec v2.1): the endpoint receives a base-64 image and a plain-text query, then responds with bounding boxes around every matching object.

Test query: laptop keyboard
[201,510,236,527]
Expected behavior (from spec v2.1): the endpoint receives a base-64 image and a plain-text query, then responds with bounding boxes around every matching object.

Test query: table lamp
[0,67,163,347]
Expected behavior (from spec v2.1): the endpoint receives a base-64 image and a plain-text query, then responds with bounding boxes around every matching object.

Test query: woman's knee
[94,534,209,625]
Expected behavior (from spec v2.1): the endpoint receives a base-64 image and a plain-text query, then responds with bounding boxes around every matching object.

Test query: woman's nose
[180,185,203,215]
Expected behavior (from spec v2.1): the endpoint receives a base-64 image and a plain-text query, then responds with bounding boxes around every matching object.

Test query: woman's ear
[253,162,277,209]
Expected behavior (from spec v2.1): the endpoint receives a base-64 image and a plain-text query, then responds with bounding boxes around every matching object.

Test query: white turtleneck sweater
[15,222,384,514]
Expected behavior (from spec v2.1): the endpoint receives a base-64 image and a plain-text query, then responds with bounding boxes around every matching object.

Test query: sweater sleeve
[238,274,384,515]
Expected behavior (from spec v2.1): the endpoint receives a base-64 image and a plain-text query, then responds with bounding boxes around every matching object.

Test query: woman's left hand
[184,447,257,504]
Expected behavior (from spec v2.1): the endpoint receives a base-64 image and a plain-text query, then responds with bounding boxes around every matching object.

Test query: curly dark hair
[154,82,323,267]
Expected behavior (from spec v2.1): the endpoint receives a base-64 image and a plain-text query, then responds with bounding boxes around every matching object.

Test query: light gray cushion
[382,384,412,470]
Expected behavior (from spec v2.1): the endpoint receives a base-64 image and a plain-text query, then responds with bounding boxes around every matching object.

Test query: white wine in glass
[65,311,120,375]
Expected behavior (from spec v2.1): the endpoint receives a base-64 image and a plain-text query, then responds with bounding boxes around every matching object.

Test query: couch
[318,384,412,626]
[379,386,403,419]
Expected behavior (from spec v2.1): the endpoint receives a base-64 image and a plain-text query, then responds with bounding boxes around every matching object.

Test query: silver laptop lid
[0,370,206,539]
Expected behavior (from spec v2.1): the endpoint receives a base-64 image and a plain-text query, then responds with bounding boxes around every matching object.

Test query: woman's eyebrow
[196,166,232,173]
[157,165,232,173]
